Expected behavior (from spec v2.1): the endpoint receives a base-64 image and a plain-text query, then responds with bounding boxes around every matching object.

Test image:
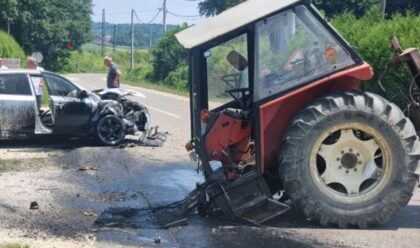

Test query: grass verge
[0,244,29,248]
[123,79,189,97]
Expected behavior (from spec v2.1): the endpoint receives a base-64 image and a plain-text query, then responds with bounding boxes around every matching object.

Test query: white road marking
[148,106,182,119]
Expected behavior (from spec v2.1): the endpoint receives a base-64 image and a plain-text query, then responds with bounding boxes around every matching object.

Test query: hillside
[92,22,178,49]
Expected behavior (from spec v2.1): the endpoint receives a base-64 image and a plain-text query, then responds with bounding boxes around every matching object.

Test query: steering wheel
[225,88,251,111]
[221,73,242,88]
[260,71,293,89]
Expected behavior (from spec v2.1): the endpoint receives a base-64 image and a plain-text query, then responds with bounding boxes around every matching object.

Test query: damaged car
[0,69,162,146]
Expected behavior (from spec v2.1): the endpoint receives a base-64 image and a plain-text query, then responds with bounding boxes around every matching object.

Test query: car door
[0,73,36,137]
[42,72,92,135]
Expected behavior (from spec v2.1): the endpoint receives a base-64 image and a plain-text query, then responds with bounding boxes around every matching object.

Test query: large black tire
[279,91,420,228]
[96,115,126,146]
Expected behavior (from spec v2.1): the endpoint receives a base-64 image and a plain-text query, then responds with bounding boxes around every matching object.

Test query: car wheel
[96,115,125,146]
[279,91,420,228]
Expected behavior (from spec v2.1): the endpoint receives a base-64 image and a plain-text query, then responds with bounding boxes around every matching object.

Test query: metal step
[213,172,290,225]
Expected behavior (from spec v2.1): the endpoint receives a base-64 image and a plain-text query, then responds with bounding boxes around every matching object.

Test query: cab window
[255,5,355,100]
[0,74,31,96]
[43,73,79,97]
[205,33,249,109]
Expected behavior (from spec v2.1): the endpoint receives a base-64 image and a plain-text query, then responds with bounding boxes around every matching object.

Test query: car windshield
[205,33,249,109]
[255,5,355,100]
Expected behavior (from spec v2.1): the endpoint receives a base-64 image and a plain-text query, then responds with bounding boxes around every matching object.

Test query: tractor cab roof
[176,0,301,49]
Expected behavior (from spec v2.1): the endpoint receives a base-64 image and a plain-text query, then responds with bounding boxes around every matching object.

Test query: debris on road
[154,236,161,244]
[163,218,188,228]
[77,166,97,171]
[29,201,39,210]
[83,211,97,217]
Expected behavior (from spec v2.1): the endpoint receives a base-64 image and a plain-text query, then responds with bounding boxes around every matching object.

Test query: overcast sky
[92,0,206,25]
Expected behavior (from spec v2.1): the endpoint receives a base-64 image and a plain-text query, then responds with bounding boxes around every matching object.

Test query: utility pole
[7,22,10,35]
[380,0,387,18]
[149,25,153,62]
[163,0,167,33]
[101,9,105,56]
[113,24,117,52]
[130,9,134,70]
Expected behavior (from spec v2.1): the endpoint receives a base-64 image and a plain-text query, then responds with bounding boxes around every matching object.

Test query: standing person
[0,58,8,69]
[26,57,44,108]
[104,56,121,88]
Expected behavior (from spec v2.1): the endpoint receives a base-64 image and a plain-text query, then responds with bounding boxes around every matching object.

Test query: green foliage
[151,25,189,82]
[164,63,189,89]
[198,0,246,17]
[59,48,154,90]
[197,0,419,18]
[0,0,92,70]
[332,7,420,107]
[0,31,25,60]
[91,23,176,49]
[60,50,105,73]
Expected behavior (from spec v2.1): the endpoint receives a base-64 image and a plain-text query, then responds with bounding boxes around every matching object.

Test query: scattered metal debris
[163,218,188,228]
[83,212,97,217]
[29,201,39,210]
[77,166,97,171]
[154,236,161,244]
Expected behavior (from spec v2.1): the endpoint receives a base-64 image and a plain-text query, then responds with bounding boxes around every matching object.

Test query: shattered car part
[0,70,166,146]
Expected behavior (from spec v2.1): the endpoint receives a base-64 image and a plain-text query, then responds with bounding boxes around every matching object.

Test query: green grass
[41,86,49,108]
[0,159,23,172]
[124,78,189,97]
[0,244,29,248]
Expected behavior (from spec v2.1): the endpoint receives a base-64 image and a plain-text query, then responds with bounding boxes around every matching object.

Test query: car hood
[96,88,146,99]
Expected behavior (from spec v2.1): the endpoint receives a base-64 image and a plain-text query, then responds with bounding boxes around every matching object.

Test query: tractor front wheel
[280,91,420,228]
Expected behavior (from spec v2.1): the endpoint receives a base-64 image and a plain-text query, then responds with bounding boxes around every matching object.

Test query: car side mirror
[77,90,88,98]
[227,50,248,72]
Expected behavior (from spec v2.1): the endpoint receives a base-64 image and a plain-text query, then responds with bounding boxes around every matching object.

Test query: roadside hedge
[0,31,25,60]
[332,7,420,108]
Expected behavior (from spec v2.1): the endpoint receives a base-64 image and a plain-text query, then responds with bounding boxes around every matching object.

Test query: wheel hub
[341,152,358,169]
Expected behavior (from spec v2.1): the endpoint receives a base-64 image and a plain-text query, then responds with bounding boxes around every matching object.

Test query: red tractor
[176,0,420,227]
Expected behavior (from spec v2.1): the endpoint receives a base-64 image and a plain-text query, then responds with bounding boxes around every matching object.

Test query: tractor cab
[176,0,419,227]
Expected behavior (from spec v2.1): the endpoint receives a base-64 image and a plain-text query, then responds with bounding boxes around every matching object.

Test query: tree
[0,31,25,60]
[198,0,245,17]
[198,0,419,18]
[151,25,189,84]
[0,0,93,70]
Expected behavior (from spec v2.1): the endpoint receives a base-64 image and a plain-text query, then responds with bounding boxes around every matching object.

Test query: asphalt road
[0,73,419,248]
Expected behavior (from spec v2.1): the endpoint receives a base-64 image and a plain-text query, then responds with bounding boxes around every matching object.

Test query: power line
[147,8,162,24]
[167,10,201,18]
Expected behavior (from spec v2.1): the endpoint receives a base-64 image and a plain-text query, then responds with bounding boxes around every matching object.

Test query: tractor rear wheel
[279,91,420,228]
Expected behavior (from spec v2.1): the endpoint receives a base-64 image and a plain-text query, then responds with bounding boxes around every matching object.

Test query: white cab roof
[176,0,300,49]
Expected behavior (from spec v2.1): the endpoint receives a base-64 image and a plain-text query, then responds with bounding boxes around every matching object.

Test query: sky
[92,0,207,25]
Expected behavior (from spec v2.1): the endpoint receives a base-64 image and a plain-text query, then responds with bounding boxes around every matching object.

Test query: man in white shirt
[27,57,44,107]
[0,58,9,69]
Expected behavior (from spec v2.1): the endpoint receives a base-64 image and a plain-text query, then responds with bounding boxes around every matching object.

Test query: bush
[0,31,25,61]
[151,25,189,82]
[163,63,189,89]
[60,50,105,73]
[332,7,420,108]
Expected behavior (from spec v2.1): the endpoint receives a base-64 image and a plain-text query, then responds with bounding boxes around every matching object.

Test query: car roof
[176,0,301,49]
[0,69,43,75]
